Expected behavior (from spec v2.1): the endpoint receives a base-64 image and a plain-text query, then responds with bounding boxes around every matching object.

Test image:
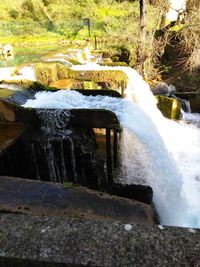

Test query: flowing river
[23,64,200,228]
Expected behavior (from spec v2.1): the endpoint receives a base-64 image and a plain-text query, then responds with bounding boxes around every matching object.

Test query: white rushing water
[23,65,200,228]
[0,66,36,81]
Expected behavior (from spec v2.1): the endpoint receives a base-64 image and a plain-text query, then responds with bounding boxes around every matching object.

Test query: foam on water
[182,111,200,127]
[23,65,200,228]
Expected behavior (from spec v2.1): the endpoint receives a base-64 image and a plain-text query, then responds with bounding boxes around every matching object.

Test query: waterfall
[37,109,72,137]
[23,65,200,228]
[35,109,72,183]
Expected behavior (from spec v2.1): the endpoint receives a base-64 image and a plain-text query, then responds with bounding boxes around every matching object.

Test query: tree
[139,0,146,37]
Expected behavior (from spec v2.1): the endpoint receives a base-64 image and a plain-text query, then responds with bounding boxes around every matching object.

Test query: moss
[99,62,128,67]
[34,63,59,85]
[3,63,128,92]
[66,58,81,65]
[156,95,181,120]
[33,63,71,85]
[83,81,96,89]
[0,89,14,98]
[56,64,71,80]
[50,79,83,89]
[63,181,75,189]
[29,82,58,92]
[68,69,127,83]
[1,80,35,88]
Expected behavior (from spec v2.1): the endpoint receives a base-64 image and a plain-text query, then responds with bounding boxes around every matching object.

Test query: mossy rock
[68,69,127,83]
[5,63,128,91]
[156,95,181,120]
[34,63,60,85]
[1,80,35,88]
[34,63,72,85]
[99,62,128,67]
[56,64,71,80]
[66,58,81,65]
[50,79,83,89]
[0,89,14,98]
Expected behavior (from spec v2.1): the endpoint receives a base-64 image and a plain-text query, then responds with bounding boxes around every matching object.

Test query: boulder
[156,95,181,119]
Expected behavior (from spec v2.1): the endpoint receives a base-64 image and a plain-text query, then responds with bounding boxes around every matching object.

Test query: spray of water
[23,65,200,228]
[37,109,72,137]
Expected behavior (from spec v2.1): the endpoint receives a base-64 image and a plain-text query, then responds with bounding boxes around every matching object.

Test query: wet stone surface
[0,123,25,155]
[0,176,154,224]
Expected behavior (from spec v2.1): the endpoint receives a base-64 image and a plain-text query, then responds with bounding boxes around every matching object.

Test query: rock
[0,176,154,224]
[0,123,25,155]
[174,92,200,113]
[110,183,153,205]
[0,100,16,122]
[0,213,200,266]
[153,82,176,95]
[34,63,127,87]
[50,79,83,89]
[156,95,181,119]
[100,62,128,67]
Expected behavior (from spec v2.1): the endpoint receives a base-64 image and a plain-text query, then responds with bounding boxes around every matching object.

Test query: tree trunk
[136,0,147,76]
[140,0,147,38]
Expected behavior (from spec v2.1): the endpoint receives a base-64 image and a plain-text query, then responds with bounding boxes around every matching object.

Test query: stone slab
[0,176,154,224]
[0,214,200,267]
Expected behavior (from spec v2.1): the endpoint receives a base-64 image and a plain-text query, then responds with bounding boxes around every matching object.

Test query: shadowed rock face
[173,92,200,113]
[0,176,154,224]
[0,123,25,155]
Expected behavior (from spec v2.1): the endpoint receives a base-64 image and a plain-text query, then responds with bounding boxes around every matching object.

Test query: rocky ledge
[0,176,154,224]
[0,214,199,267]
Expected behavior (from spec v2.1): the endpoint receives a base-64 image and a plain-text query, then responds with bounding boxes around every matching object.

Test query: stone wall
[0,213,199,267]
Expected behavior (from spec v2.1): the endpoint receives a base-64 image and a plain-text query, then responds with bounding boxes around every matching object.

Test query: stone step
[0,213,199,267]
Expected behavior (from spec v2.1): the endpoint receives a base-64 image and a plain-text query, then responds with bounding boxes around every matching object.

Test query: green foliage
[0,0,161,39]
[9,9,19,19]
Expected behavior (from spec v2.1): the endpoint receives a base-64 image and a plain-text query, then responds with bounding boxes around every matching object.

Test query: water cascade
[23,65,200,228]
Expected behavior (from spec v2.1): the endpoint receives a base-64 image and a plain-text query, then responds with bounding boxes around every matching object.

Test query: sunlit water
[23,65,200,228]
[0,66,36,81]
